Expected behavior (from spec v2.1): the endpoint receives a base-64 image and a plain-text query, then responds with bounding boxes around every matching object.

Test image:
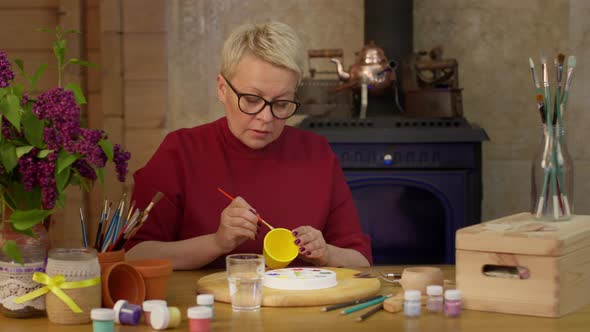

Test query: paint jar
[426,285,444,313]
[196,294,215,319]
[113,299,141,325]
[444,289,462,317]
[403,290,421,318]
[142,299,167,325]
[91,308,115,332]
[187,306,212,332]
[150,306,181,330]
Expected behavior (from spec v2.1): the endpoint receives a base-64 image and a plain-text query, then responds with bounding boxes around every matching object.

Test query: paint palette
[263,267,338,290]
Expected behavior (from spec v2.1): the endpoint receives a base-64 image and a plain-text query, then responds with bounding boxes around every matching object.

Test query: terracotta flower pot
[97,249,125,268]
[128,259,173,300]
[101,262,146,308]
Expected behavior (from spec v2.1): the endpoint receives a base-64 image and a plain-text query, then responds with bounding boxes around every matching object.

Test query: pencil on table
[340,294,391,315]
[321,295,382,312]
[356,303,384,322]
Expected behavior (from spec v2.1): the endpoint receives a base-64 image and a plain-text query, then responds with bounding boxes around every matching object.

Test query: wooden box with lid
[455,212,590,317]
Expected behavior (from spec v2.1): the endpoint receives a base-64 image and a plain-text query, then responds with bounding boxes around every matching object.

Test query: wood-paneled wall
[0,0,168,248]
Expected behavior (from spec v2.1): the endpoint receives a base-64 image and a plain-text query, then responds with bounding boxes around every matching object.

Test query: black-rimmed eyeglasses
[222,75,300,119]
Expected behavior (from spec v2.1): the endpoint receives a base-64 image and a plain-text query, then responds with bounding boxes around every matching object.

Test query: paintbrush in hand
[217,187,274,230]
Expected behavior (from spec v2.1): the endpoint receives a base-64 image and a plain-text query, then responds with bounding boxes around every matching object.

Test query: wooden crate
[456,212,590,317]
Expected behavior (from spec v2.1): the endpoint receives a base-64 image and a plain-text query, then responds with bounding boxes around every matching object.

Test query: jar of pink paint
[187,306,212,332]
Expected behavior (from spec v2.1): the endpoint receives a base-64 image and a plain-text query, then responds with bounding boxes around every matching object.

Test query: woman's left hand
[291,226,329,266]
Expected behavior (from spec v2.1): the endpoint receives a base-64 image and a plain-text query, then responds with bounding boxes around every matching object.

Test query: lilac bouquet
[0,27,131,262]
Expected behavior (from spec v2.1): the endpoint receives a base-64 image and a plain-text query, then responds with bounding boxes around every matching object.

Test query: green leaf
[13,59,27,78]
[3,192,17,211]
[64,82,87,105]
[98,139,114,162]
[56,150,79,174]
[10,182,42,211]
[37,149,53,158]
[55,165,70,191]
[2,241,23,264]
[53,40,66,67]
[9,209,52,230]
[55,191,66,208]
[95,167,104,186]
[0,88,6,99]
[4,94,22,131]
[11,84,24,101]
[30,64,48,89]
[68,58,98,67]
[9,222,35,238]
[0,142,17,173]
[21,106,45,148]
[15,146,34,159]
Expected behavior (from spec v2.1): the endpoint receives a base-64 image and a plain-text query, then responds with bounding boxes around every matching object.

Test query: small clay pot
[128,259,173,300]
[97,249,125,271]
[101,262,146,307]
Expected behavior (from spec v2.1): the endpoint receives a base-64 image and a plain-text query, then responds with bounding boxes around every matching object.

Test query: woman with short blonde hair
[126,21,371,270]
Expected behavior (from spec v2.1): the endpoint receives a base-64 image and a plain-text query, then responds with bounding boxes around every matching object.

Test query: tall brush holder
[45,248,101,324]
[531,123,573,221]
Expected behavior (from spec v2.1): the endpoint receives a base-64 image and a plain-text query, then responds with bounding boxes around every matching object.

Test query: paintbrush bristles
[145,192,164,214]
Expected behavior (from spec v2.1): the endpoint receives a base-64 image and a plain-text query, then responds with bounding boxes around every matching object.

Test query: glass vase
[531,124,574,221]
[0,222,49,318]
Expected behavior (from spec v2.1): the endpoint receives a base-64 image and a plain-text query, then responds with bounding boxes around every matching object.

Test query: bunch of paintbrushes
[79,192,164,252]
[528,53,576,220]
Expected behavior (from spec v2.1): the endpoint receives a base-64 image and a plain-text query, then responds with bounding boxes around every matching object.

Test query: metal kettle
[330,41,397,95]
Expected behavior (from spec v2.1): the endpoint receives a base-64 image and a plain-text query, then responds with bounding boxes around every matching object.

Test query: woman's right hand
[214,196,260,253]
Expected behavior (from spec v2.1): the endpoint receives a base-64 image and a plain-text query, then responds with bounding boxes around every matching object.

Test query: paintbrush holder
[531,124,573,221]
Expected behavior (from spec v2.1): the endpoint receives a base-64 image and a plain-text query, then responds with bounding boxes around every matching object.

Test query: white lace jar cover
[0,260,46,312]
[45,248,101,324]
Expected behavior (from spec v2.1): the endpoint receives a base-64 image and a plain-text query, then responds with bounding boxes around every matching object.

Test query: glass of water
[226,254,265,311]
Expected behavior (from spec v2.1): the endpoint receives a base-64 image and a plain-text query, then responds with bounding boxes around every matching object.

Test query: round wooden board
[196,267,381,307]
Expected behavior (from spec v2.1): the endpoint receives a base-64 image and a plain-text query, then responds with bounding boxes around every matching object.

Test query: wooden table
[1,265,589,331]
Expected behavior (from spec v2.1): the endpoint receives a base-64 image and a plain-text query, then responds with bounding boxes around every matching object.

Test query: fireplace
[299,117,488,264]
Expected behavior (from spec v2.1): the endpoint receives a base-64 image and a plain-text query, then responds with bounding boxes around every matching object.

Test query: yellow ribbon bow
[13,272,101,313]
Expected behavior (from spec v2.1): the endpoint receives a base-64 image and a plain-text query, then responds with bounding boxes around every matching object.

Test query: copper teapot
[330,41,397,95]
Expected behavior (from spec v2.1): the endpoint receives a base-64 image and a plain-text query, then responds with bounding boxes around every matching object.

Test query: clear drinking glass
[226,254,265,311]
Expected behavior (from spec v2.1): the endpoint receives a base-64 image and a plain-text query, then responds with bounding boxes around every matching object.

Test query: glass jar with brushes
[531,124,574,221]
[528,54,576,221]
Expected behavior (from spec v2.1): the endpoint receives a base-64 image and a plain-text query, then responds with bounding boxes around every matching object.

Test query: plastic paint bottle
[91,308,115,332]
[142,300,167,325]
[426,285,444,313]
[403,290,422,317]
[196,294,215,319]
[187,306,213,332]
[113,300,141,325]
[444,289,462,317]
[150,306,182,330]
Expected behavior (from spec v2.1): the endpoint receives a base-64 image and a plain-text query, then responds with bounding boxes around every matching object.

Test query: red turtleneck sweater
[125,117,372,267]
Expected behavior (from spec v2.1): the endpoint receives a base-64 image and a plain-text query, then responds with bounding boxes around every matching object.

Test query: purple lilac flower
[38,152,57,209]
[17,149,39,191]
[113,144,131,182]
[0,51,14,88]
[72,159,97,181]
[33,88,81,152]
[73,128,107,167]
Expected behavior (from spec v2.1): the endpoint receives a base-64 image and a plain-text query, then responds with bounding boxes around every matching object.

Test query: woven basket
[45,248,101,324]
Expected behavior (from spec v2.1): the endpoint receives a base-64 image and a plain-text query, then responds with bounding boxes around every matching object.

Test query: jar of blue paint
[91,308,115,332]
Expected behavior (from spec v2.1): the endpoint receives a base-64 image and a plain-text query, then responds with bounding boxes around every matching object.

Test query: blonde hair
[221,21,305,86]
